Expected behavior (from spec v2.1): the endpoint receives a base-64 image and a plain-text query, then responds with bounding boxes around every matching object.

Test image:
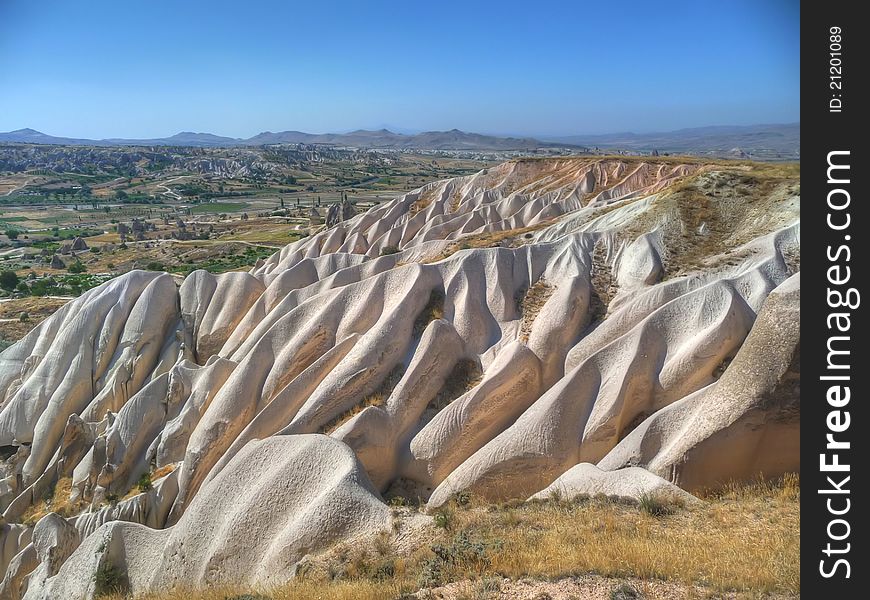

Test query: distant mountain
[0,124,799,157]
[544,123,800,158]
[0,129,242,148]
[101,131,242,147]
[0,128,95,145]
[0,127,572,151]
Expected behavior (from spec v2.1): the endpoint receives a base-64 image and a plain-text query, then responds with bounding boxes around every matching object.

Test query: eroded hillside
[0,157,800,599]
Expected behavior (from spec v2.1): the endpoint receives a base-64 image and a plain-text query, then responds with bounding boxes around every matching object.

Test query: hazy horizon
[0,0,799,139]
[1,121,800,142]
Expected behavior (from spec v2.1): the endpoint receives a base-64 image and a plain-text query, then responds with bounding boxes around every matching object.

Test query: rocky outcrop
[597,272,800,492]
[26,436,389,599]
[528,463,699,505]
[0,157,800,596]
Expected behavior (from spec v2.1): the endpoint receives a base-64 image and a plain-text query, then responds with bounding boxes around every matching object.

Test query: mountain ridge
[0,123,799,157]
[542,122,799,158]
[0,127,572,151]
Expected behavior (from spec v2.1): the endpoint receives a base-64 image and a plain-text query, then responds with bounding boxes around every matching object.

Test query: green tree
[4,228,19,240]
[0,270,19,291]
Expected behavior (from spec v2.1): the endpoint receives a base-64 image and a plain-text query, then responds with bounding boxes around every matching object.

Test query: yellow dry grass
[319,364,407,434]
[151,463,177,481]
[97,475,799,600]
[0,296,68,342]
[99,581,402,600]
[518,279,555,342]
[423,219,558,264]
[120,463,179,501]
[20,477,84,526]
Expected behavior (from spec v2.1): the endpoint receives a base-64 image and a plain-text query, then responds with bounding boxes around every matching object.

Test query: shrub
[433,508,454,530]
[380,245,400,256]
[0,270,18,291]
[453,491,472,506]
[373,531,392,557]
[610,582,641,600]
[68,261,86,274]
[93,562,124,596]
[420,531,492,587]
[637,492,674,517]
[137,472,153,493]
[18,311,29,323]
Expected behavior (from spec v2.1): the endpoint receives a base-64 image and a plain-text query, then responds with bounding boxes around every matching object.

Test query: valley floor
[97,477,799,600]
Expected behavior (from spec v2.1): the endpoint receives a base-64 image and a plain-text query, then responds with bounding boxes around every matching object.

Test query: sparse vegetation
[412,289,445,337]
[67,260,87,274]
[93,562,125,596]
[424,359,482,416]
[517,278,555,342]
[20,476,83,525]
[424,220,558,264]
[0,269,18,290]
[99,476,799,600]
[611,582,642,600]
[320,364,407,434]
[137,472,154,493]
[637,491,678,517]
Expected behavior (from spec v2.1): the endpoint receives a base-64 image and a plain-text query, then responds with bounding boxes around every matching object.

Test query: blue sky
[0,0,799,139]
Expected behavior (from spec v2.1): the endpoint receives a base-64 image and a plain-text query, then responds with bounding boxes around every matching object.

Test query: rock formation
[0,157,800,598]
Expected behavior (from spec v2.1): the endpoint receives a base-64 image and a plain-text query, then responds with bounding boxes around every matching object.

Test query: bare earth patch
[0,296,68,342]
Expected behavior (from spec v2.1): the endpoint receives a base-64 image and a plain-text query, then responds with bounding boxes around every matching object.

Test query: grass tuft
[94,475,800,599]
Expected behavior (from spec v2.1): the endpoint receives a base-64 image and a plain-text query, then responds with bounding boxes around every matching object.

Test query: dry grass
[420,359,482,421]
[120,463,179,501]
[320,364,406,434]
[20,476,85,526]
[98,581,404,600]
[423,219,558,264]
[448,188,463,213]
[0,296,68,343]
[151,463,177,481]
[412,289,445,338]
[409,185,441,216]
[616,167,799,279]
[517,279,555,342]
[99,476,799,600]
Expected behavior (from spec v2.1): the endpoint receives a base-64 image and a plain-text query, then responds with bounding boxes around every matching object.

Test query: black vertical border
[802,0,865,595]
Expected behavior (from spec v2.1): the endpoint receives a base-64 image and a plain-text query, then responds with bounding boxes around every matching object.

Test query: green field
[189,201,250,214]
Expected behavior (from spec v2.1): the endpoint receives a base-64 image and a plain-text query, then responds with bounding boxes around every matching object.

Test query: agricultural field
[0,143,499,339]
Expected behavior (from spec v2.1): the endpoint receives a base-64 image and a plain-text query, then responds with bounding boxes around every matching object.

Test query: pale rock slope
[0,157,800,598]
[528,463,699,505]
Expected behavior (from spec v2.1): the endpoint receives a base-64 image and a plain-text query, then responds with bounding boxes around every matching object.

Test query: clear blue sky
[0,0,799,139]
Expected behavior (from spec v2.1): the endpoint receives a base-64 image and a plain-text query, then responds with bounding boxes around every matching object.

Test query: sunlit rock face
[0,157,800,598]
